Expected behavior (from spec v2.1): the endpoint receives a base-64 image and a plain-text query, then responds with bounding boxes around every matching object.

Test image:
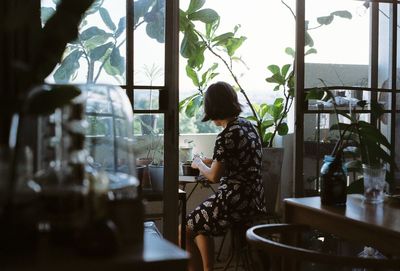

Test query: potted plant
[306,87,394,204]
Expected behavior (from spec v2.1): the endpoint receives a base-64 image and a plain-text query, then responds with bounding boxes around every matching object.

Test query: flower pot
[181,162,199,176]
[262,147,284,214]
[136,158,153,189]
[148,164,164,192]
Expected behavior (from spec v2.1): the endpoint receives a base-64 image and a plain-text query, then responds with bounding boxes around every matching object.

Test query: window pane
[133,0,165,86]
[304,0,369,88]
[41,0,126,85]
[134,89,160,110]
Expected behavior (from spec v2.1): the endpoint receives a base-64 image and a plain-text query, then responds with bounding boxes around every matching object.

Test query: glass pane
[41,0,126,85]
[133,0,165,86]
[304,0,370,89]
[378,3,391,88]
[134,89,160,110]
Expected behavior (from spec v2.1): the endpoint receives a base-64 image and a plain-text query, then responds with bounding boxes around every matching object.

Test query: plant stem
[193,29,261,132]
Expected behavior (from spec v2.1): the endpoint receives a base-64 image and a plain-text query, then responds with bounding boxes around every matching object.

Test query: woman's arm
[191,156,224,183]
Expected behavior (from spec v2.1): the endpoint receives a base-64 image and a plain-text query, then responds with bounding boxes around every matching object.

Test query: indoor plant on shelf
[306,87,394,205]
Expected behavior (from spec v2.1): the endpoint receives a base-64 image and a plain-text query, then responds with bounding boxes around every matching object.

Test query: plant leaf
[277,122,289,136]
[187,0,206,14]
[317,15,334,25]
[285,47,295,58]
[99,7,116,31]
[186,65,200,87]
[332,10,352,19]
[188,9,219,24]
[41,7,56,25]
[115,17,126,38]
[89,42,113,61]
[53,50,83,83]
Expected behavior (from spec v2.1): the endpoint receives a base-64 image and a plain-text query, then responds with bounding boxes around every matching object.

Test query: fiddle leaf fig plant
[179,0,352,148]
[42,0,165,84]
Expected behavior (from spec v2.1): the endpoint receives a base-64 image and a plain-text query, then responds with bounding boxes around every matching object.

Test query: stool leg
[216,232,227,262]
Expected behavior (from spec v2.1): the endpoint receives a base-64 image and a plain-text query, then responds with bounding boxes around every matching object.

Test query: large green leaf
[188,9,219,24]
[317,15,334,25]
[263,132,273,145]
[267,65,280,75]
[33,0,95,83]
[53,50,83,83]
[358,121,391,149]
[225,36,246,57]
[304,31,314,47]
[99,7,116,31]
[281,64,291,78]
[200,63,219,87]
[285,47,295,58]
[212,32,234,44]
[185,94,203,117]
[186,65,200,87]
[84,33,113,50]
[85,0,103,15]
[89,42,113,61]
[110,47,125,75]
[277,122,289,136]
[115,17,126,38]
[187,0,206,14]
[41,7,56,25]
[332,10,352,19]
[80,26,108,41]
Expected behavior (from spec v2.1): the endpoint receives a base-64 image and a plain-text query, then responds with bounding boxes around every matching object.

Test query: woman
[184,81,265,271]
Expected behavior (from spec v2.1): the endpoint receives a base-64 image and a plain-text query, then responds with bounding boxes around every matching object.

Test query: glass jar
[320,155,347,206]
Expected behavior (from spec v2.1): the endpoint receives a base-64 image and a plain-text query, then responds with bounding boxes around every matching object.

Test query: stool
[220,223,255,271]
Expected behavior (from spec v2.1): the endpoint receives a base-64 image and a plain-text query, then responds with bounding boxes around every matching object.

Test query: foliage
[42,0,165,84]
[178,0,352,147]
[306,87,393,183]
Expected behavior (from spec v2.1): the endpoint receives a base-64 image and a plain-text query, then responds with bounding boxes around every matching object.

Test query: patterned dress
[187,117,265,237]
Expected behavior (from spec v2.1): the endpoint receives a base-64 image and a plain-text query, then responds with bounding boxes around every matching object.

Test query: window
[41,0,180,242]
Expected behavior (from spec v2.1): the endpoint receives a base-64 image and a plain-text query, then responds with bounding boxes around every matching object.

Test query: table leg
[179,190,187,250]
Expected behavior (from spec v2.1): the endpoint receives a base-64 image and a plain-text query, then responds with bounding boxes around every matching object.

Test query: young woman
[183,81,265,271]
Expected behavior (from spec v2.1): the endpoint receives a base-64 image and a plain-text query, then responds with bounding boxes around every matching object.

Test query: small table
[179,175,216,202]
[284,194,400,256]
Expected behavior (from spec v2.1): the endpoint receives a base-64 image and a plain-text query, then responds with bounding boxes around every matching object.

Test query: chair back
[246,223,400,270]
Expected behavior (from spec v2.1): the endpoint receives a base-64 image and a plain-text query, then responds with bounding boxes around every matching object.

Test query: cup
[362,164,387,204]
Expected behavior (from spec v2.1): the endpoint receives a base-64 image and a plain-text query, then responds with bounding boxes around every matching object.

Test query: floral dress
[186,117,265,237]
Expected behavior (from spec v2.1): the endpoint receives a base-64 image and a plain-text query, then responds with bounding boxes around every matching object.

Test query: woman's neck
[222,117,237,128]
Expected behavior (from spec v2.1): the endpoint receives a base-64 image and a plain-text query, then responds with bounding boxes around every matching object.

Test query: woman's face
[212,119,224,127]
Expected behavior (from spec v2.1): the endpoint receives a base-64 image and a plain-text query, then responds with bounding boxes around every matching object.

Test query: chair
[217,174,282,270]
[246,223,400,271]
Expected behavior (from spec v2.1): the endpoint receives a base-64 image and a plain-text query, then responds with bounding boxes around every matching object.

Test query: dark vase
[320,155,347,206]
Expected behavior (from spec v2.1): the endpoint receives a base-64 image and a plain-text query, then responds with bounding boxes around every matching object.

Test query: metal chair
[246,223,400,271]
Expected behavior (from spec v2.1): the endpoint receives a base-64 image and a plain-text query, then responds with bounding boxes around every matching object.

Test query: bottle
[320,154,347,205]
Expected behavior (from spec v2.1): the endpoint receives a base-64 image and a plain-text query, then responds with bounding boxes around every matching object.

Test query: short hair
[202,81,242,122]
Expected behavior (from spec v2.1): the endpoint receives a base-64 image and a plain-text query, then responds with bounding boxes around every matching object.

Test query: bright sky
[42,0,372,102]
[179,0,371,103]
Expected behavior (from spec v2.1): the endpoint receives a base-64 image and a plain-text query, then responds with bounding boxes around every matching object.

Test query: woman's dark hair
[202,81,242,122]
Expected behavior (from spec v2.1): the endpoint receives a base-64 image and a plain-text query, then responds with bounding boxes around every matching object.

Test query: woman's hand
[191,156,202,169]
[202,157,213,166]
